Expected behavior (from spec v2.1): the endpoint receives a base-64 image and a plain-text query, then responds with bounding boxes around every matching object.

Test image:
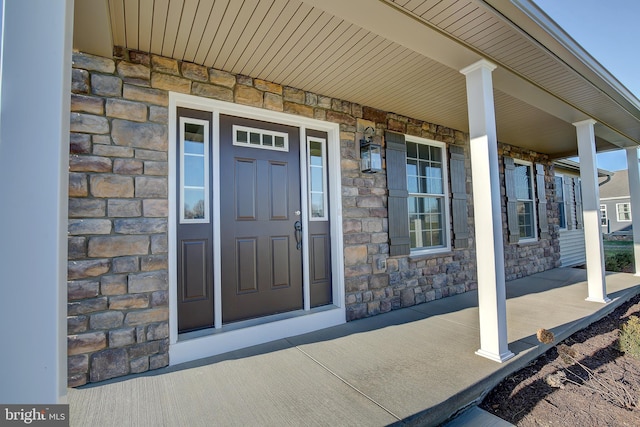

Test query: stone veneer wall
[67,49,559,386]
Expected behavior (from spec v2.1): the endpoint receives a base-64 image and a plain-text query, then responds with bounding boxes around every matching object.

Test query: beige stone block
[191,81,233,102]
[130,357,149,374]
[264,92,283,111]
[283,87,305,103]
[128,271,168,293]
[68,354,88,376]
[305,92,318,106]
[149,106,168,123]
[151,234,167,254]
[68,198,106,218]
[68,297,108,316]
[129,50,150,66]
[68,219,112,235]
[109,294,149,310]
[150,353,169,370]
[181,62,208,81]
[90,175,134,198]
[151,72,191,93]
[234,85,263,107]
[90,348,129,382]
[70,133,92,154]
[284,102,313,118]
[143,199,168,217]
[88,235,150,258]
[141,255,168,271]
[69,173,88,197]
[146,322,169,340]
[106,99,147,122]
[117,61,150,80]
[73,52,115,73]
[327,110,356,126]
[112,257,140,274]
[112,119,168,151]
[69,155,112,172]
[68,236,86,260]
[70,113,109,134]
[91,74,122,97]
[209,68,236,88]
[151,55,180,75]
[317,95,332,109]
[144,161,167,176]
[68,332,107,356]
[68,259,110,280]
[68,280,100,301]
[124,307,169,326]
[72,69,89,94]
[108,199,142,217]
[135,149,167,161]
[71,94,104,115]
[92,145,133,158]
[135,176,167,198]
[101,275,128,295]
[113,218,166,234]
[123,84,168,106]
[109,328,135,347]
[344,245,368,266]
[90,311,124,330]
[255,79,282,95]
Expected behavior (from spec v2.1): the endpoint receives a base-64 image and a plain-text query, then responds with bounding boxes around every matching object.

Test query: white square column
[574,120,609,303]
[461,60,514,363]
[626,147,640,276]
[0,0,73,403]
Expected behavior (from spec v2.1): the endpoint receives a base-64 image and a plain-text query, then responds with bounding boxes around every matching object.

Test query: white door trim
[168,92,345,365]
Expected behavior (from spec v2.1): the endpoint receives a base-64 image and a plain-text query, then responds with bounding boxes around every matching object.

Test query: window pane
[184,140,204,154]
[408,196,443,249]
[406,141,417,158]
[309,141,323,165]
[275,136,285,148]
[184,188,205,219]
[517,201,534,238]
[311,193,324,218]
[514,164,531,200]
[554,177,564,202]
[310,167,323,192]
[236,130,247,143]
[558,203,566,228]
[407,159,419,193]
[263,134,273,146]
[249,132,260,144]
[184,155,204,187]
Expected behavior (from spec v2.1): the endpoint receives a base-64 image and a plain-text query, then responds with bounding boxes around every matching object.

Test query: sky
[533,0,640,172]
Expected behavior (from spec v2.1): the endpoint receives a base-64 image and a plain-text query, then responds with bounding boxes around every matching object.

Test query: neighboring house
[599,169,633,234]
[553,160,612,266]
[3,1,640,402]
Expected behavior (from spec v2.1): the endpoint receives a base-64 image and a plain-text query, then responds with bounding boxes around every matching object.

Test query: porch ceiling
[75,0,640,158]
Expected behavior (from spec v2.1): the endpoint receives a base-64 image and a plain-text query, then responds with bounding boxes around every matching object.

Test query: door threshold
[170,305,345,366]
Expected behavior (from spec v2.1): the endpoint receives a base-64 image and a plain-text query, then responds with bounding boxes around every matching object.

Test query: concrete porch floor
[68,268,640,426]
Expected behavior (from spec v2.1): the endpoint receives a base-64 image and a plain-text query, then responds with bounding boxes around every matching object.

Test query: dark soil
[480,293,640,426]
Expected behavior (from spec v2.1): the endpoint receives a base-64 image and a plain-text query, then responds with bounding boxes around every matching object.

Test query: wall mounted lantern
[360,126,382,173]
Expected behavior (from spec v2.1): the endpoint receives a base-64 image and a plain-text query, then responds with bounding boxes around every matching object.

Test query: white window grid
[179,117,210,224]
[600,204,608,226]
[232,124,289,152]
[514,159,537,241]
[616,202,632,222]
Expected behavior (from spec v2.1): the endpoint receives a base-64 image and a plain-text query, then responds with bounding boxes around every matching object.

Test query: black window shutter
[449,145,469,248]
[385,131,410,256]
[535,164,550,239]
[575,179,584,229]
[504,157,520,243]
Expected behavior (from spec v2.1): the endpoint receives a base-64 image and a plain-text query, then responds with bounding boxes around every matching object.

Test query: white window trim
[616,202,632,222]
[514,159,538,242]
[232,124,289,152]
[168,92,345,366]
[600,204,608,226]
[406,135,451,256]
[307,136,329,222]
[179,117,210,224]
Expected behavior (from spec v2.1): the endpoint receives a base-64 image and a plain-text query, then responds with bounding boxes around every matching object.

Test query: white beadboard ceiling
[74,0,640,158]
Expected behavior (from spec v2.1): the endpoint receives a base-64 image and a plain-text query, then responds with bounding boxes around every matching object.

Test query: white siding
[559,229,586,267]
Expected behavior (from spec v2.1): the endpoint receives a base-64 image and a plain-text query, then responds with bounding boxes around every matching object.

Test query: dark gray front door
[220,115,303,323]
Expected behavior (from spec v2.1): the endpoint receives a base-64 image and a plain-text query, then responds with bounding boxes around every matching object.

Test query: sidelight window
[308,137,328,220]
[180,118,210,223]
[514,160,536,240]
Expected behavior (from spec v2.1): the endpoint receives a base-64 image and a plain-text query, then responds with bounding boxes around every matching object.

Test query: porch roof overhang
[74,0,640,158]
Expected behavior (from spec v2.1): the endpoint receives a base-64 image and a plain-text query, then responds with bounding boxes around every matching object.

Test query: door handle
[294,220,302,250]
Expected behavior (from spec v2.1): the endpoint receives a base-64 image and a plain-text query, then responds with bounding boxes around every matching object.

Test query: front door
[219,115,303,323]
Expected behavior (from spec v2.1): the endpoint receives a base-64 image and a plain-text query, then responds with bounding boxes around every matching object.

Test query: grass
[603,239,634,272]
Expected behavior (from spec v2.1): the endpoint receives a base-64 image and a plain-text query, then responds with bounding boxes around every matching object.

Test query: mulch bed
[480,293,640,426]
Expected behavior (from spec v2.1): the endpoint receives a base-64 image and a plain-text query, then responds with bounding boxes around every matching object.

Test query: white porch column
[461,60,514,363]
[626,147,640,276]
[0,0,73,403]
[574,120,609,303]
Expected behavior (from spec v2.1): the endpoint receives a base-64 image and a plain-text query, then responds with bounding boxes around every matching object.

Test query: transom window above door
[233,125,289,152]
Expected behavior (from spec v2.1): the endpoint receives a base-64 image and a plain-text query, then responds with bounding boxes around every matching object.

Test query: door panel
[220,115,303,323]
[176,108,214,332]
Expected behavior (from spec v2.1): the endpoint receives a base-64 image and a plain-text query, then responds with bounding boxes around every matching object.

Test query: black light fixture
[360,126,382,173]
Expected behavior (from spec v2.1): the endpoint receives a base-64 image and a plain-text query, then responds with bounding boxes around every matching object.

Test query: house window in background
[555,175,566,229]
[600,205,608,226]
[617,203,632,222]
